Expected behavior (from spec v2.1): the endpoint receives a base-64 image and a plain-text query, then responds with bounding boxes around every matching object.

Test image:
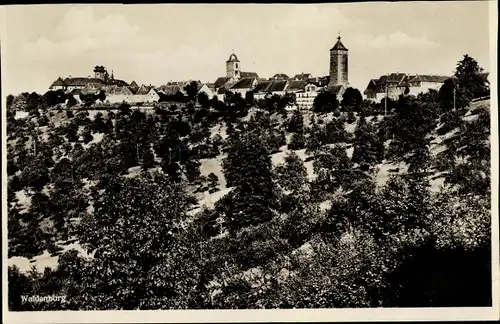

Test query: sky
[0,2,493,96]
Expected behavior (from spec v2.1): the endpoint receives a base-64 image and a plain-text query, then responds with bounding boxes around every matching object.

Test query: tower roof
[227,53,240,63]
[331,35,348,51]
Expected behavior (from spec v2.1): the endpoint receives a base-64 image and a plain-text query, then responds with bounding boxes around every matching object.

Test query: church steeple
[226,51,241,79]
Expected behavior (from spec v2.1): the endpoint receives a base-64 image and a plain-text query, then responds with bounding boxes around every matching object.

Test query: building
[328,35,349,89]
[214,52,260,100]
[253,80,289,100]
[293,73,313,81]
[49,65,129,92]
[229,77,259,97]
[294,82,324,110]
[198,83,216,98]
[225,53,259,80]
[270,73,290,81]
[364,73,450,101]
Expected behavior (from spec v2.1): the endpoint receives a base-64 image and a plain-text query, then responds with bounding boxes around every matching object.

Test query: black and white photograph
[1,1,498,322]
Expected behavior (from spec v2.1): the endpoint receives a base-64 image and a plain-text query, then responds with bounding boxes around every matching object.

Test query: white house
[198,83,216,99]
[105,86,135,104]
[294,82,324,110]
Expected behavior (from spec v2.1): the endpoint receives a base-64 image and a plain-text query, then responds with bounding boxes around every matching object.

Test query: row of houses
[197,77,345,110]
[363,73,451,101]
[50,66,206,105]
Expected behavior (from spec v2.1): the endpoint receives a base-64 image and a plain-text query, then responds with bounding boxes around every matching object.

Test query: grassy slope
[8,100,490,271]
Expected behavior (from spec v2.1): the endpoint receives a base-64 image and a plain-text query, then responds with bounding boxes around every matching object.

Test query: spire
[331,32,348,51]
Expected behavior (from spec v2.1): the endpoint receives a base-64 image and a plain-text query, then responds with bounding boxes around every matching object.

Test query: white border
[1,2,499,323]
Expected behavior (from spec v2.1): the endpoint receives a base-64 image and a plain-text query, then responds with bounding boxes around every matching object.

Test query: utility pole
[384,84,388,117]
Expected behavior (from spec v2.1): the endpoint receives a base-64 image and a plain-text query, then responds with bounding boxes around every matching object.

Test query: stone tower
[226,52,241,79]
[329,34,349,87]
[94,65,107,80]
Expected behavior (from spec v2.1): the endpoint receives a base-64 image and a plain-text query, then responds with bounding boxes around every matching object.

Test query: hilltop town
[6,32,492,311]
[43,35,487,111]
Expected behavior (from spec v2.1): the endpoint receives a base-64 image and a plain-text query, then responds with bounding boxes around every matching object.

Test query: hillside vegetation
[6,55,492,309]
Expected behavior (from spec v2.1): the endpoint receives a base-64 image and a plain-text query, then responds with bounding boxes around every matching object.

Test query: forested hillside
[6,55,492,310]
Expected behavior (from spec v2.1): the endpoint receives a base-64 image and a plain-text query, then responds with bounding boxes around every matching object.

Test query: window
[235,63,238,69]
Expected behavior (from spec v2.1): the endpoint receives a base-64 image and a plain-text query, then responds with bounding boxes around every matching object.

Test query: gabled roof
[199,83,214,92]
[51,77,66,87]
[107,79,129,87]
[130,80,139,88]
[63,77,104,86]
[240,71,259,78]
[293,73,312,80]
[326,84,344,95]
[217,88,226,95]
[267,80,288,92]
[136,85,153,95]
[386,73,407,83]
[157,84,185,96]
[108,86,133,96]
[271,73,290,80]
[285,80,308,91]
[409,75,449,83]
[214,77,232,89]
[253,81,271,93]
[230,77,256,89]
[331,36,348,51]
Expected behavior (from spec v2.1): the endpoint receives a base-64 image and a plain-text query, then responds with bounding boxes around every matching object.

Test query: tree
[352,116,380,172]
[287,109,304,133]
[288,132,305,150]
[221,132,278,235]
[185,158,201,183]
[75,173,198,309]
[341,87,363,112]
[305,117,323,157]
[388,96,437,173]
[197,91,210,108]
[82,127,93,144]
[275,151,308,193]
[6,94,15,108]
[91,113,106,133]
[312,144,352,194]
[67,95,78,108]
[96,90,106,103]
[207,173,219,193]
[323,117,350,145]
[435,108,490,196]
[141,147,156,171]
[19,159,51,193]
[454,54,489,100]
[245,91,255,106]
[184,81,199,102]
[313,91,339,113]
[79,93,96,107]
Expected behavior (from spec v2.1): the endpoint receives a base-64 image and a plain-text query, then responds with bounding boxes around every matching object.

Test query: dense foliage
[6,54,492,310]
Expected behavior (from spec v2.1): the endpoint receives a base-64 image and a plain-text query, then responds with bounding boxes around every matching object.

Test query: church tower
[226,52,241,79]
[329,34,349,87]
